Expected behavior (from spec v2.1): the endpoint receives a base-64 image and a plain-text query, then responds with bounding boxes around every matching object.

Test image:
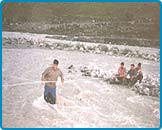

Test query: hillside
[2,2,160,48]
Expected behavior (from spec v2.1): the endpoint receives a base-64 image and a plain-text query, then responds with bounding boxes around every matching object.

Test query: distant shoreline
[2,31,160,62]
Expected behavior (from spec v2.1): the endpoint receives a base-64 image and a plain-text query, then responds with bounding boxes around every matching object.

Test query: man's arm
[138,69,142,75]
[118,67,120,74]
[124,68,127,77]
[60,70,64,84]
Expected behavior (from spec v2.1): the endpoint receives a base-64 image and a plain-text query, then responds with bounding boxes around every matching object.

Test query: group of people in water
[110,62,143,87]
[41,59,143,104]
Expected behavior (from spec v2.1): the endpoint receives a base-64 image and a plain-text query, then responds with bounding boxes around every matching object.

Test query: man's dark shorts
[44,86,56,104]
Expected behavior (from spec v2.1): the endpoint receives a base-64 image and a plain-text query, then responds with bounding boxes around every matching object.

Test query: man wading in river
[41,59,64,104]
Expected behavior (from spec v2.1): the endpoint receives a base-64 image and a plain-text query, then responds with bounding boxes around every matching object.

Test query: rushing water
[2,48,160,128]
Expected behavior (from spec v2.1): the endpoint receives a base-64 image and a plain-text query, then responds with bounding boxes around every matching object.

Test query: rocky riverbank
[78,65,160,97]
[3,32,160,62]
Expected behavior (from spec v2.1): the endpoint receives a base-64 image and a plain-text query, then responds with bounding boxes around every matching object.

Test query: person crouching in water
[41,59,64,104]
[134,63,143,83]
[125,64,136,86]
[112,62,126,84]
[129,63,143,87]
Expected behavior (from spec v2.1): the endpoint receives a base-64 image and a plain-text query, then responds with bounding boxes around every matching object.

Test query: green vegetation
[2,3,160,48]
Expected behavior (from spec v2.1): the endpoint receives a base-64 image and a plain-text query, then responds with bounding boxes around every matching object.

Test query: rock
[68,70,72,73]
[45,43,53,48]
[50,47,54,49]
[87,45,95,51]
[29,40,34,45]
[56,44,64,50]
[39,43,44,47]
[82,71,91,77]
[109,78,115,84]
[110,47,119,55]
[120,49,132,55]
[143,87,150,96]
[3,38,11,45]
[133,75,160,97]
[68,65,77,73]
[95,48,101,54]
[80,46,84,51]
[68,65,74,69]
[98,45,108,52]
